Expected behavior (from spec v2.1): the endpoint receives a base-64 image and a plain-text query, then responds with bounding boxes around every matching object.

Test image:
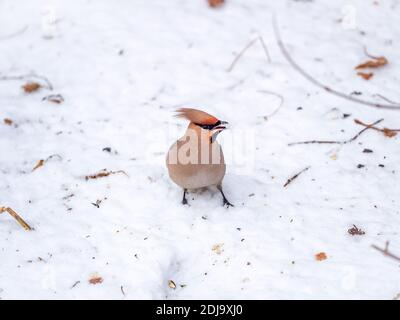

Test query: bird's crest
[175,108,218,125]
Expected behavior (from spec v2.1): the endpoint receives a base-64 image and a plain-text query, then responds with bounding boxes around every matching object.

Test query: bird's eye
[195,120,221,130]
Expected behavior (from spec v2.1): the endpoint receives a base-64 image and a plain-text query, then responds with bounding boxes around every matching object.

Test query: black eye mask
[194,120,222,130]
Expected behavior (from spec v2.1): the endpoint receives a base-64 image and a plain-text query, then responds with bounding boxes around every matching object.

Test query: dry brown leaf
[89,275,103,285]
[32,159,45,171]
[315,252,327,261]
[22,82,41,93]
[212,243,224,255]
[168,280,176,289]
[383,128,397,138]
[355,56,388,70]
[4,118,13,126]
[208,0,224,8]
[330,153,337,160]
[85,169,128,180]
[348,225,365,236]
[357,72,374,80]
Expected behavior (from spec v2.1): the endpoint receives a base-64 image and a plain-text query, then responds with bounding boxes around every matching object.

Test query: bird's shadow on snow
[164,173,270,212]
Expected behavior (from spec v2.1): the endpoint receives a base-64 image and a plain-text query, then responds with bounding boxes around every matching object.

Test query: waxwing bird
[166,108,233,207]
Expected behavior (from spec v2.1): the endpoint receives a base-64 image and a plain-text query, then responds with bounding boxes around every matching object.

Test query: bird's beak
[214,120,229,131]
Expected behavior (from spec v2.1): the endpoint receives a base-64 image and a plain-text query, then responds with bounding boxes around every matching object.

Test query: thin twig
[0,206,32,231]
[373,94,400,106]
[363,46,381,60]
[257,89,284,120]
[354,119,385,133]
[288,118,384,146]
[283,166,311,187]
[42,94,64,104]
[371,241,400,262]
[228,36,271,72]
[71,281,81,289]
[355,119,400,135]
[0,73,53,90]
[46,154,63,162]
[31,154,63,172]
[0,25,28,40]
[345,119,384,142]
[85,169,128,180]
[259,37,272,63]
[272,16,400,110]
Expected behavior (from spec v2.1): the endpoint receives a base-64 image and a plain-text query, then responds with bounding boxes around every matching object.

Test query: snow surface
[1,0,400,300]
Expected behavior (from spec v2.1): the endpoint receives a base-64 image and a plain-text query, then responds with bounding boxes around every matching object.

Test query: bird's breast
[166,140,226,189]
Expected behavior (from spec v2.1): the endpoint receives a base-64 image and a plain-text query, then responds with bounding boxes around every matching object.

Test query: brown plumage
[166,108,233,207]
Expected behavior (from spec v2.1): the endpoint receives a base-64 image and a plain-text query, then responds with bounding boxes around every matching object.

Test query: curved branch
[257,89,284,119]
[273,16,400,110]
[0,25,28,40]
[288,118,384,146]
[228,36,271,72]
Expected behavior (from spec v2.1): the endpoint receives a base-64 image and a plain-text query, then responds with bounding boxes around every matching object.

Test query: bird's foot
[223,198,234,208]
[181,189,189,205]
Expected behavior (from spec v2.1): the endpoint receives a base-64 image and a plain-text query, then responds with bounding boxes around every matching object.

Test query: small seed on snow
[168,280,176,289]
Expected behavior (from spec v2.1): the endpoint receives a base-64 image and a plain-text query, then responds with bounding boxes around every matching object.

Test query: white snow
[1,0,400,300]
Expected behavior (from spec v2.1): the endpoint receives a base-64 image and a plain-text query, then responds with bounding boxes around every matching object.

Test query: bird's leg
[182,189,188,205]
[217,185,234,207]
